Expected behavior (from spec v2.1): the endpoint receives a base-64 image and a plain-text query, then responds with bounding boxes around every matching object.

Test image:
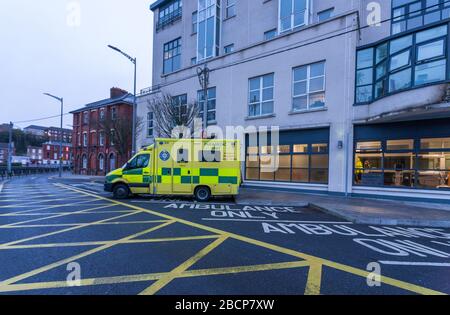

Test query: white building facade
[137,0,450,202]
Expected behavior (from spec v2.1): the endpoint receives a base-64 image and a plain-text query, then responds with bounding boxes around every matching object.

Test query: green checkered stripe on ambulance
[156,168,239,185]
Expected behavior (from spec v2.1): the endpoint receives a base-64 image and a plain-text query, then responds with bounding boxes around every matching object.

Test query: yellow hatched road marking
[0,220,170,229]
[0,199,107,216]
[0,196,83,208]
[0,210,133,217]
[304,263,323,295]
[139,235,229,295]
[0,204,115,228]
[55,183,447,296]
[0,235,220,250]
[0,261,309,293]
[0,210,145,248]
[0,220,175,289]
[0,200,109,217]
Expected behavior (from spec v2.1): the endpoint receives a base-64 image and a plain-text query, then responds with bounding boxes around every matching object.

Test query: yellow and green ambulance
[104,138,241,201]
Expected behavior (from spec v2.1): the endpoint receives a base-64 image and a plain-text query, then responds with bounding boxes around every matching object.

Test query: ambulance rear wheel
[195,186,211,202]
[113,184,130,199]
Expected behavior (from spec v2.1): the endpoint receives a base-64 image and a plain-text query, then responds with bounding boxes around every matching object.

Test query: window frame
[197,87,217,125]
[225,0,236,19]
[197,0,221,62]
[278,0,310,33]
[317,7,334,22]
[156,0,183,32]
[163,37,182,74]
[391,0,450,35]
[248,73,275,118]
[292,61,326,112]
[355,22,449,105]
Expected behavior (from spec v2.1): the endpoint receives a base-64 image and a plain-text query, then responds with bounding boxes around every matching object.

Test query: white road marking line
[379,261,450,267]
[201,218,353,224]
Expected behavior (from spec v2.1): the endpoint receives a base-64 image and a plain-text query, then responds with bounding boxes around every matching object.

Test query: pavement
[0,175,449,295]
[239,188,450,228]
[55,174,450,228]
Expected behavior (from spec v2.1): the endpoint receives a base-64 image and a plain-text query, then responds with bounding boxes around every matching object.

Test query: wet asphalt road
[0,175,449,295]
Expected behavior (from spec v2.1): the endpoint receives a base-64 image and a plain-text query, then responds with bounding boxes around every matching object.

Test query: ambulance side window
[136,154,150,168]
[128,154,150,169]
[199,150,221,163]
[177,149,189,163]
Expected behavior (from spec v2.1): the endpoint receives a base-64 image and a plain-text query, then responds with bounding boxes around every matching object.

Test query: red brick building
[42,142,72,166]
[71,88,134,175]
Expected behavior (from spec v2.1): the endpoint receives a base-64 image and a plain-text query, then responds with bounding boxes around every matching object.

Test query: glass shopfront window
[245,131,329,184]
[354,136,450,190]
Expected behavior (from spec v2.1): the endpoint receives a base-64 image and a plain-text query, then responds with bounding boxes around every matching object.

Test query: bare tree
[147,93,200,138]
[99,113,143,159]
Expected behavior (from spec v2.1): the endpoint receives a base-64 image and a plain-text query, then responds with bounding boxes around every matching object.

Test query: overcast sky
[0,0,154,129]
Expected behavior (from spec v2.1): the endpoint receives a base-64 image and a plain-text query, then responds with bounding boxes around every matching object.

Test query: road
[0,175,449,295]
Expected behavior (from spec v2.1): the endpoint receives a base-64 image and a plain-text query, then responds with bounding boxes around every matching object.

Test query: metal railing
[156,8,182,32]
[0,166,72,180]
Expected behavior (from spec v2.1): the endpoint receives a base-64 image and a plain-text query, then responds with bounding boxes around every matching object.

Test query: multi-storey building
[137,0,450,202]
[71,87,134,175]
[42,142,71,166]
[27,146,43,165]
[23,125,72,143]
[46,127,73,143]
[24,125,47,137]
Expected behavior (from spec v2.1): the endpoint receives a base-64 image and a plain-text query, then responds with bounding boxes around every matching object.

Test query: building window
[99,132,105,146]
[292,61,326,112]
[111,107,118,120]
[82,155,87,169]
[354,137,450,190]
[391,0,450,35]
[264,29,277,40]
[172,94,188,121]
[318,8,334,22]
[147,112,154,137]
[110,130,115,146]
[192,11,198,34]
[99,108,105,121]
[225,0,236,18]
[224,44,234,54]
[99,154,105,171]
[83,133,88,147]
[246,143,329,184]
[83,111,89,124]
[355,24,448,104]
[197,0,221,61]
[191,57,197,65]
[197,87,217,125]
[248,74,274,117]
[156,0,182,31]
[279,0,309,33]
[163,38,182,74]
[77,133,81,146]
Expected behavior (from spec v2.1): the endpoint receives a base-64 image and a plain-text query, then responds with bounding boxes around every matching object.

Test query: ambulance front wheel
[194,186,211,202]
[113,184,130,199]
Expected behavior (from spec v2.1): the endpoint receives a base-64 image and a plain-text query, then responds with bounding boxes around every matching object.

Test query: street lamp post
[43,93,64,178]
[7,122,13,178]
[197,64,210,136]
[108,45,137,155]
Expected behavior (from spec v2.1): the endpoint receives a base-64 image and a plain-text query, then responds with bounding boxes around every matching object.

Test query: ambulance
[104,138,241,201]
